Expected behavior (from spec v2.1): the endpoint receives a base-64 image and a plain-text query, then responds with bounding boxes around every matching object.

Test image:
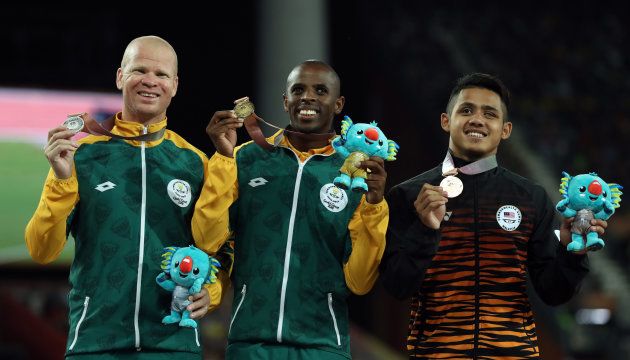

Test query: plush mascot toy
[331,116,399,193]
[156,245,220,328]
[556,171,623,252]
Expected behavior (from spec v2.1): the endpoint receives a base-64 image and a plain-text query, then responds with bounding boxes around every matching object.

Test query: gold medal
[440,175,463,198]
[233,96,255,119]
[63,115,85,134]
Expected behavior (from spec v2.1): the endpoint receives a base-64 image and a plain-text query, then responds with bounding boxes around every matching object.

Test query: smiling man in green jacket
[192,60,390,360]
[26,35,231,359]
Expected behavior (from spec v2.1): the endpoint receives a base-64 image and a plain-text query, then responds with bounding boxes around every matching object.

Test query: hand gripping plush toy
[156,245,220,328]
[331,116,399,193]
[556,172,623,252]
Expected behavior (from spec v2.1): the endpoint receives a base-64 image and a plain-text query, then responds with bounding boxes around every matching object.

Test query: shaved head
[116,35,179,125]
[121,35,178,75]
[286,59,341,97]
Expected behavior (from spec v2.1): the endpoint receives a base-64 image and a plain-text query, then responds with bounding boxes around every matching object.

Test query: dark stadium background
[1,2,629,359]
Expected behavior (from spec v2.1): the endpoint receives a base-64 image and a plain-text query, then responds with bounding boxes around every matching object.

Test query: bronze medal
[440,175,463,198]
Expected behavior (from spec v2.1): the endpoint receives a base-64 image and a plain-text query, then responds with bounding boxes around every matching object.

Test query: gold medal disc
[234,97,255,119]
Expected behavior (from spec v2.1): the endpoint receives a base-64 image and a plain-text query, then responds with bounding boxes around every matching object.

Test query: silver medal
[63,115,85,134]
[440,175,463,198]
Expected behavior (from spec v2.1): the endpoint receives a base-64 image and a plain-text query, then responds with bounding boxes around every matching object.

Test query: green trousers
[66,350,201,360]
[226,342,350,360]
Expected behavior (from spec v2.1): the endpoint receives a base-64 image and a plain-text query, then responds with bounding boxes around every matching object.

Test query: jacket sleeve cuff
[204,282,223,311]
[46,174,78,192]
[211,151,237,165]
[360,198,388,216]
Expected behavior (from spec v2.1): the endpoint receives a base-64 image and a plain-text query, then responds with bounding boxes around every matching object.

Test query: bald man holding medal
[25,35,232,359]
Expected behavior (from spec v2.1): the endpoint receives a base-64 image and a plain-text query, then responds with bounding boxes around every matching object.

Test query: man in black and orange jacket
[380,73,607,359]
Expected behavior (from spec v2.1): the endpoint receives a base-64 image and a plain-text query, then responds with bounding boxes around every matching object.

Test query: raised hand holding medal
[233,97,255,119]
[45,116,84,179]
[62,115,85,134]
[440,173,464,198]
[416,152,497,229]
[439,151,498,198]
[233,97,273,150]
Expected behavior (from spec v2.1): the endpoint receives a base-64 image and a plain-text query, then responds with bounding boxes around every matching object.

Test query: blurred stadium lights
[575,308,612,325]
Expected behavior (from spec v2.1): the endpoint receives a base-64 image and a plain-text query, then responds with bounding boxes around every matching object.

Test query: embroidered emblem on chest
[320,183,349,213]
[167,179,192,208]
[496,205,522,231]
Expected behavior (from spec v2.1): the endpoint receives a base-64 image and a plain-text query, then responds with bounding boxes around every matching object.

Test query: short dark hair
[446,73,511,121]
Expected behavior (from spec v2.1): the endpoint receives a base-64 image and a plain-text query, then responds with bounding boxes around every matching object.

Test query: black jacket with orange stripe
[380,157,589,359]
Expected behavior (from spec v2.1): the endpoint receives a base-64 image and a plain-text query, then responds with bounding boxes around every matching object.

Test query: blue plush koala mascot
[556,172,623,252]
[331,116,399,193]
[156,245,220,328]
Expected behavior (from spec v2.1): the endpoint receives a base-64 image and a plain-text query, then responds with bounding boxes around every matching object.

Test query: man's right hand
[414,184,448,230]
[206,110,244,158]
[45,126,79,179]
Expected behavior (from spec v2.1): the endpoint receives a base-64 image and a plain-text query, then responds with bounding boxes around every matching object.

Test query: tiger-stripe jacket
[380,159,589,359]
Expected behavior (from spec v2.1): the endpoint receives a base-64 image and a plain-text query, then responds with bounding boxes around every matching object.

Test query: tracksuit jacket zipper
[276,149,333,343]
[473,176,480,359]
[133,127,148,350]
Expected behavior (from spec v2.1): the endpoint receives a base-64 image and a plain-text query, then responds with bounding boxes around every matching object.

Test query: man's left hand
[360,157,387,204]
[187,288,210,319]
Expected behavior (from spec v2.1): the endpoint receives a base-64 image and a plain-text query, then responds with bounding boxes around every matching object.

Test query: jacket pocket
[229,284,247,335]
[327,293,341,347]
[69,296,90,351]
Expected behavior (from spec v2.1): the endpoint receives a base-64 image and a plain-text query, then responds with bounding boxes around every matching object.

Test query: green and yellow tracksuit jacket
[25,114,231,356]
[192,131,388,358]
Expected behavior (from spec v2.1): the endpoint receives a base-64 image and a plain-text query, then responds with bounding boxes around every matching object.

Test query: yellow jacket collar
[270,130,335,162]
[112,112,167,147]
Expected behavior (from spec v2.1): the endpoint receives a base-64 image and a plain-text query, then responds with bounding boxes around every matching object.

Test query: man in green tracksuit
[192,60,390,359]
[25,36,231,359]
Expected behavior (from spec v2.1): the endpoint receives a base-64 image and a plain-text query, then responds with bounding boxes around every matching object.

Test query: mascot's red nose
[588,180,602,195]
[180,256,193,273]
[365,128,379,141]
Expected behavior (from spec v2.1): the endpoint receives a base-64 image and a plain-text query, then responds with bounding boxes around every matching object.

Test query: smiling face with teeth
[441,87,512,161]
[116,36,179,125]
[283,62,345,136]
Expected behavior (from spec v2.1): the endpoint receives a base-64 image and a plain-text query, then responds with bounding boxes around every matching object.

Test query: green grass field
[0,141,74,265]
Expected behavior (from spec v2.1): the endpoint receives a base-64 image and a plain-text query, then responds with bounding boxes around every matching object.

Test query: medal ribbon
[243,113,336,150]
[441,151,498,177]
[70,113,166,141]
[235,97,336,151]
